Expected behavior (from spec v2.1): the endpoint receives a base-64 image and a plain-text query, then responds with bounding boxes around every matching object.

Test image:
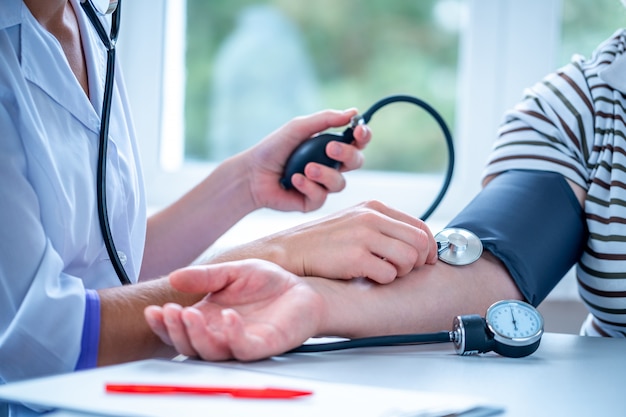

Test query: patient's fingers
[220,309,265,361]
[161,303,197,358]
[144,305,172,346]
[182,307,233,361]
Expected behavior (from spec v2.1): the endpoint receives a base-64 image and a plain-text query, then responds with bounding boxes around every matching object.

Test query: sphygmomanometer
[285,170,585,357]
[290,299,545,358]
[83,0,582,359]
[279,96,587,357]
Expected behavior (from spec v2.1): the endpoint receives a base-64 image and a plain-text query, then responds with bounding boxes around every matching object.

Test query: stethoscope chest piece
[435,228,483,266]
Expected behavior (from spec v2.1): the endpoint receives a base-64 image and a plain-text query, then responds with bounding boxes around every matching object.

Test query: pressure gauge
[292,299,543,359]
[452,300,544,358]
[485,300,544,358]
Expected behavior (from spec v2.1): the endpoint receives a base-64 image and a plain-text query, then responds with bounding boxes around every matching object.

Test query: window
[117,0,625,247]
[179,0,465,232]
[560,0,626,66]
[184,1,461,173]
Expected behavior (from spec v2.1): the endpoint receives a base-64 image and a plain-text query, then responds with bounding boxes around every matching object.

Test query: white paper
[0,359,503,417]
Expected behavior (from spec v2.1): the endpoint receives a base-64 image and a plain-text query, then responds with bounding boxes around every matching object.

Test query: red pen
[105,383,313,399]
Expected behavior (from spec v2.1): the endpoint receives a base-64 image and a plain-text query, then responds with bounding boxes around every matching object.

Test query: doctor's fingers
[285,108,359,140]
[367,234,434,281]
[344,236,429,284]
[302,162,347,193]
[323,140,365,173]
[290,126,370,195]
[357,201,438,263]
[288,172,334,213]
[352,123,372,149]
[324,125,370,172]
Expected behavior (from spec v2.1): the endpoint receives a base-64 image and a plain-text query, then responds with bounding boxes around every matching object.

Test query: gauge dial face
[486,300,543,345]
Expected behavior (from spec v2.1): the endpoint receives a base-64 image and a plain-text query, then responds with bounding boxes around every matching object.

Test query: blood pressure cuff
[445,170,588,306]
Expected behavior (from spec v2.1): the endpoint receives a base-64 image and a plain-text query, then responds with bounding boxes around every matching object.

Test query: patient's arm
[144,252,521,361]
[312,250,522,339]
[144,169,593,362]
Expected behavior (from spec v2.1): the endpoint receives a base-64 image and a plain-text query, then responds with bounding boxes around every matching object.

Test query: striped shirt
[483,29,626,337]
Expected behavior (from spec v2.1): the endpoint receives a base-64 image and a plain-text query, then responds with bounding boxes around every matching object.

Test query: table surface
[37,332,626,416]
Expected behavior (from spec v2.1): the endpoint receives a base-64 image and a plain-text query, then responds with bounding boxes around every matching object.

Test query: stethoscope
[81,0,131,285]
[80,0,544,358]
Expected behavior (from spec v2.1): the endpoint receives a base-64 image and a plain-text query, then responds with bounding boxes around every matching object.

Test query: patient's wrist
[304,276,375,339]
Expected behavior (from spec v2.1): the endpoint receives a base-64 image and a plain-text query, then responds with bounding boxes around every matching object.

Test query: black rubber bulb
[280,127,355,189]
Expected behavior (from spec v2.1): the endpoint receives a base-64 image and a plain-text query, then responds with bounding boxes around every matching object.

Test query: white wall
[443,0,562,216]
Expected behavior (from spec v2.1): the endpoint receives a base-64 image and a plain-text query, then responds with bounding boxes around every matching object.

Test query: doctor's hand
[144,260,323,361]
[239,108,371,213]
[210,200,438,284]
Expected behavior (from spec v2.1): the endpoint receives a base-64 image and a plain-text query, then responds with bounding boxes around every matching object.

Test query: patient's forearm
[309,251,523,338]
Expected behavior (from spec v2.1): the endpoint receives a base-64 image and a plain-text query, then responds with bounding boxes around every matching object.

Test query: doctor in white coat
[0,2,438,415]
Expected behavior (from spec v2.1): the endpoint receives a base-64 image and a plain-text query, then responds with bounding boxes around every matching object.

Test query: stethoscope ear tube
[81,0,118,16]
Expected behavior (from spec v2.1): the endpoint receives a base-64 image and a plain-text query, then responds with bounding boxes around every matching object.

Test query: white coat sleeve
[0,62,87,385]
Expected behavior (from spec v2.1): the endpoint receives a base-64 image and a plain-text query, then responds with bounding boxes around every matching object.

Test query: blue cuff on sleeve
[75,289,101,370]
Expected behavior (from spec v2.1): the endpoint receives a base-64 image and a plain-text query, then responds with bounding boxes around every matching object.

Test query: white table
[26,333,626,416]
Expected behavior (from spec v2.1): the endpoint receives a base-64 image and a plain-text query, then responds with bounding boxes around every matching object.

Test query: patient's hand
[144,259,323,361]
[210,200,438,284]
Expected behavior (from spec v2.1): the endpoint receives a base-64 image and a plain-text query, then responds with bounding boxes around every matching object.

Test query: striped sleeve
[483,61,594,189]
[482,30,626,335]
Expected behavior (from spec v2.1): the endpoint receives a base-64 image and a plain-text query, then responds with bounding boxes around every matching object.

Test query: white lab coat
[0,0,146,393]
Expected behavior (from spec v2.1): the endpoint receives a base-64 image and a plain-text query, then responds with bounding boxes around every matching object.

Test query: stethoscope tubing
[82,0,131,285]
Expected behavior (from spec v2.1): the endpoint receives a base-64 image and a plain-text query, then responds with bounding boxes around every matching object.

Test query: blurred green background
[183,0,626,173]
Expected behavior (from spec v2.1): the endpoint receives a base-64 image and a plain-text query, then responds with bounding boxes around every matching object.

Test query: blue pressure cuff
[445,170,587,306]
[75,289,100,370]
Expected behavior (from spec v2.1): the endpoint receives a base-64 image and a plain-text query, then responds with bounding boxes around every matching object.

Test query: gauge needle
[509,306,518,331]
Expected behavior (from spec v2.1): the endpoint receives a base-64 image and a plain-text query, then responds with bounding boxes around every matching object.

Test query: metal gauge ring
[435,228,483,266]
